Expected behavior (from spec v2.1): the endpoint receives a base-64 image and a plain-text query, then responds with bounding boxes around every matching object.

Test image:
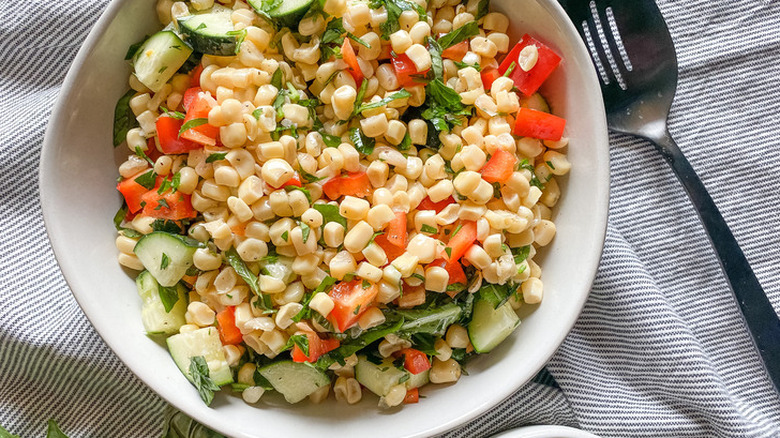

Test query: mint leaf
[179,118,209,136]
[158,284,179,313]
[113,89,138,147]
[189,356,222,406]
[437,21,479,49]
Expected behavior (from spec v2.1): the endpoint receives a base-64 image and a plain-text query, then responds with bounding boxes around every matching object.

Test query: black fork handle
[648,129,780,394]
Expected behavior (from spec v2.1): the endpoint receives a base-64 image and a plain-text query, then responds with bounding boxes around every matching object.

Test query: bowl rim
[39,0,610,436]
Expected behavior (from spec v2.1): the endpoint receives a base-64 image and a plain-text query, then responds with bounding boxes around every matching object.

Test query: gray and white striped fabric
[1,0,779,436]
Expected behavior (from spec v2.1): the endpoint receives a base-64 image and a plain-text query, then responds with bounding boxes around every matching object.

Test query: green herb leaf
[369,0,427,40]
[0,423,21,438]
[349,127,376,155]
[421,224,437,234]
[313,203,347,228]
[300,222,311,243]
[427,37,444,80]
[292,276,338,323]
[286,185,312,202]
[357,89,412,114]
[179,118,209,136]
[113,89,138,147]
[151,219,184,234]
[503,61,517,78]
[125,35,149,60]
[157,284,180,313]
[512,245,531,264]
[315,317,404,369]
[352,78,370,117]
[299,165,324,183]
[362,279,371,289]
[225,247,275,311]
[284,333,311,356]
[134,170,157,190]
[189,356,222,406]
[134,146,154,165]
[438,21,479,49]
[444,247,452,258]
[347,32,371,48]
[155,198,171,210]
[398,132,412,151]
[394,302,462,336]
[411,272,426,282]
[475,0,490,19]
[451,223,462,237]
[46,420,69,438]
[160,253,170,270]
[320,131,343,148]
[454,60,481,71]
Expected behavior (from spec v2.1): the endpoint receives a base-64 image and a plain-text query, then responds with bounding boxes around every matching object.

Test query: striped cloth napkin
[1,0,778,436]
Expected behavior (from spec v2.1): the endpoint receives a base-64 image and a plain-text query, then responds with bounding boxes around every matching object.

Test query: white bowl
[39,0,609,436]
[492,425,601,438]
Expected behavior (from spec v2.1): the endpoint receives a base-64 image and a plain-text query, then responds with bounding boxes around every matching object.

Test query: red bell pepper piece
[141,186,197,220]
[513,107,566,141]
[430,258,467,286]
[117,171,152,213]
[282,173,302,188]
[156,116,201,154]
[190,65,204,88]
[481,149,517,183]
[216,306,243,345]
[181,87,201,112]
[391,53,429,88]
[443,221,477,262]
[395,348,431,375]
[374,233,405,263]
[322,172,372,200]
[384,211,407,248]
[328,279,379,332]
[499,34,561,96]
[441,41,468,61]
[480,67,501,90]
[417,196,455,214]
[341,39,364,86]
[291,330,341,363]
[181,92,219,146]
[403,387,419,404]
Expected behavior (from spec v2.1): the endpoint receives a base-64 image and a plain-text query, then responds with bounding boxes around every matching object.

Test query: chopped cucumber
[468,298,520,353]
[260,256,294,283]
[136,270,187,335]
[258,361,330,403]
[133,232,200,287]
[520,92,551,113]
[248,0,314,29]
[132,31,193,92]
[406,368,429,390]
[178,5,242,56]
[355,356,410,397]
[167,327,234,386]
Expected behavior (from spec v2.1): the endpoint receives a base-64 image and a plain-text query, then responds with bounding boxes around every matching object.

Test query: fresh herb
[226,29,247,54]
[158,284,180,313]
[313,203,347,228]
[206,152,228,163]
[546,160,556,170]
[124,35,149,60]
[349,128,376,155]
[437,21,479,50]
[46,420,69,438]
[446,282,464,292]
[252,0,284,22]
[151,219,184,234]
[512,245,531,264]
[292,276,338,323]
[0,423,20,438]
[362,279,371,289]
[454,61,481,71]
[411,272,426,282]
[170,172,181,193]
[450,223,462,237]
[356,89,412,114]
[351,78,370,117]
[113,89,138,147]
[286,185,312,202]
[475,0,490,19]
[315,317,404,369]
[398,132,412,151]
[444,247,452,258]
[178,118,208,136]
[272,89,288,118]
[368,231,384,245]
[394,302,462,336]
[348,32,371,48]
[284,334,310,356]
[369,0,427,40]
[427,37,443,80]
[300,222,311,243]
[320,131,343,148]
[225,247,274,311]
[503,61,517,78]
[478,282,516,309]
[530,175,546,189]
[154,198,171,210]
[421,79,472,134]
[112,204,142,238]
[298,165,324,183]
[421,224,437,234]
[189,356,222,406]
[270,68,283,90]
[134,170,157,190]
[492,181,502,198]
[195,23,208,31]
[281,231,289,241]
[231,383,251,392]
[160,106,186,120]
[160,253,170,270]
[353,304,362,315]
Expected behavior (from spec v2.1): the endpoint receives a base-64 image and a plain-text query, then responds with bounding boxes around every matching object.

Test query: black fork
[559,0,780,394]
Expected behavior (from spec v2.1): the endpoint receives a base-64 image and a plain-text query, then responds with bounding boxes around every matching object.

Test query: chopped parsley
[206,152,228,163]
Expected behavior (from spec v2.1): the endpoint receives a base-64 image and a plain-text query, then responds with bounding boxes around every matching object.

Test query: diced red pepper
[443,221,477,262]
[480,67,501,90]
[441,41,468,61]
[156,116,201,154]
[513,107,566,141]
[291,330,341,363]
[190,65,204,88]
[378,44,393,60]
[216,306,243,345]
[417,196,455,214]
[328,279,379,332]
[341,39,364,86]
[481,149,517,183]
[403,387,419,404]
[141,187,197,220]
[391,53,429,88]
[182,87,201,112]
[430,258,467,285]
[117,171,152,213]
[395,348,431,375]
[282,173,302,188]
[322,172,372,200]
[499,34,561,96]
[374,233,405,263]
[181,92,219,146]
[384,211,407,248]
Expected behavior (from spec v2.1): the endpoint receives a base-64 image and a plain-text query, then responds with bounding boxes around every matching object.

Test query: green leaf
[421,224,437,234]
[454,60,481,71]
[270,68,283,90]
[179,118,209,136]
[397,132,412,151]
[134,146,154,165]
[444,247,452,258]
[503,61,517,78]
[394,302,462,336]
[161,107,186,119]
[206,152,227,163]
[300,222,311,243]
[320,131,342,148]
[437,21,479,50]
[357,89,412,114]
[347,32,371,48]
[0,424,20,438]
[225,247,274,311]
[286,185,312,203]
[113,89,138,147]
[352,78,370,117]
[285,333,310,356]
[313,203,347,228]
[315,317,404,369]
[151,219,185,234]
[427,37,443,80]
[292,276,338,323]
[451,223,462,237]
[160,408,227,438]
[125,35,149,60]
[46,420,69,438]
[298,165,324,183]
[189,356,222,406]
[475,0,490,19]
[161,253,170,270]
[370,0,427,40]
[512,245,531,264]
[349,128,376,155]
[134,170,157,190]
[158,284,180,313]
[426,78,465,110]
[281,230,289,241]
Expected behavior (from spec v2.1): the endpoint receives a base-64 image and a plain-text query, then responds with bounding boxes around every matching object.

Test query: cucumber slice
[248,0,314,29]
[520,92,551,113]
[167,327,234,386]
[133,31,193,92]
[468,298,520,353]
[133,232,200,287]
[178,6,242,56]
[260,255,294,283]
[258,361,330,403]
[406,368,429,390]
[355,356,410,397]
[136,270,188,335]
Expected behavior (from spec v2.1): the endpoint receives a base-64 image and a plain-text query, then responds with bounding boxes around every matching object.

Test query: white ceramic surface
[492,425,602,438]
[39,0,609,436]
